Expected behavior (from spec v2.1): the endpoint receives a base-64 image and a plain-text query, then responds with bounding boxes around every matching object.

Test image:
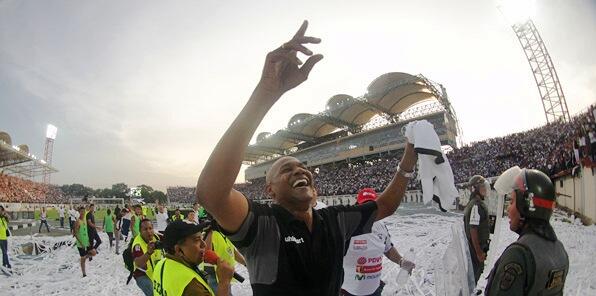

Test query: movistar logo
[284,236,304,244]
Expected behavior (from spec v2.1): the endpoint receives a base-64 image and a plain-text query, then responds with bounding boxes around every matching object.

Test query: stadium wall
[555,166,596,223]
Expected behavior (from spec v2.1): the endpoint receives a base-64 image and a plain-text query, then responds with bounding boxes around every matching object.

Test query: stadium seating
[236,105,595,200]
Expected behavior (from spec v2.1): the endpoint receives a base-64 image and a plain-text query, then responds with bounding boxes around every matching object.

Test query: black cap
[162,221,210,251]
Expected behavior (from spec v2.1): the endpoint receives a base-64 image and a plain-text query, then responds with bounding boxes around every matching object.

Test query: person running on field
[103,209,115,250]
[86,204,102,251]
[114,211,122,255]
[122,206,132,241]
[131,205,145,239]
[74,206,96,277]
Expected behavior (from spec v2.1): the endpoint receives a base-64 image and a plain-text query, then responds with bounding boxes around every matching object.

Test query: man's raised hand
[258,20,323,99]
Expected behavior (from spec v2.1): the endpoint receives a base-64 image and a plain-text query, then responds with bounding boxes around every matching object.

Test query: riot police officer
[464,175,491,284]
[487,167,569,295]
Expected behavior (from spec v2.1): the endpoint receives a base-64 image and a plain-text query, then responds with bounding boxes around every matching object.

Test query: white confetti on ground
[1,204,594,295]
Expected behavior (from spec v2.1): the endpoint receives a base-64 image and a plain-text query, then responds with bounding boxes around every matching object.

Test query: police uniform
[487,168,569,295]
[464,176,490,283]
[485,229,568,295]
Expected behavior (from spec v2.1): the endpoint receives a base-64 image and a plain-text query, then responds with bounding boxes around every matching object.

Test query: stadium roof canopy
[0,131,58,178]
[244,72,460,164]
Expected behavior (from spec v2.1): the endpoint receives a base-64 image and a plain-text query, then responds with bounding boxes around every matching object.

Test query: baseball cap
[357,188,377,204]
[162,220,211,250]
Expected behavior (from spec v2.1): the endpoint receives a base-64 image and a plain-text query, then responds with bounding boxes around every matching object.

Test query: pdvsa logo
[357,257,367,265]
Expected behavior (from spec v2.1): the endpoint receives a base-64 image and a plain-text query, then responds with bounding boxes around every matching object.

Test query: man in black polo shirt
[196,21,417,295]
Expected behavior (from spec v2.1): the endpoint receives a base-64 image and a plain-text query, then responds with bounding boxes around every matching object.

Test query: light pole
[499,0,570,123]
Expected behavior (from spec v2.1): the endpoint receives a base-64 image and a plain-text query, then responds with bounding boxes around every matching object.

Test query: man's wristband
[396,163,415,178]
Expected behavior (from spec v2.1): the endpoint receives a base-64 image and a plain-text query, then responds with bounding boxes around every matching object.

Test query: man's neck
[289,207,314,232]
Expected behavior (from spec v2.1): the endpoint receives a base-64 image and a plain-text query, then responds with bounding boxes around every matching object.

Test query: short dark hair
[89,203,95,207]
[135,205,142,209]
[107,209,111,215]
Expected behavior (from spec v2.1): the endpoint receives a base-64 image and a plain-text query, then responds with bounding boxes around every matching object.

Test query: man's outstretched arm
[375,143,417,220]
[197,21,323,233]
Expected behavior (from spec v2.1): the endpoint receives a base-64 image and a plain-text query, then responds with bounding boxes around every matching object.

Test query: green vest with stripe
[153,257,214,296]
[132,234,162,279]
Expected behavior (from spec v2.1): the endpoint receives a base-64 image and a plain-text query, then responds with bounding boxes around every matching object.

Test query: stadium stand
[166,186,196,204]
[236,105,595,200]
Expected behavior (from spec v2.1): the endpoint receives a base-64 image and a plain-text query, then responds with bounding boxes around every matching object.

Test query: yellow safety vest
[153,257,214,296]
[0,217,8,240]
[132,235,162,279]
[210,230,237,282]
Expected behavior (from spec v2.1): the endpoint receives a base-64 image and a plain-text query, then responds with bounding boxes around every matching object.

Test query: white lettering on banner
[284,236,304,244]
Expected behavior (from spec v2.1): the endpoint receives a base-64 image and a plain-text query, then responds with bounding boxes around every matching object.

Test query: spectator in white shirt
[155,205,169,233]
[341,188,415,296]
[59,206,65,228]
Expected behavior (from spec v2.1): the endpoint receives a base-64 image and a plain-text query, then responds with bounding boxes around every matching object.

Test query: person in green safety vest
[103,208,115,250]
[193,203,209,224]
[204,219,246,294]
[0,205,11,270]
[170,208,184,222]
[74,206,96,277]
[132,219,163,296]
[131,205,145,239]
[154,220,235,296]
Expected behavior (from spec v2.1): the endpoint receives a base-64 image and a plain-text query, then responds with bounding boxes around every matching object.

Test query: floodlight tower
[499,0,570,123]
[43,124,57,184]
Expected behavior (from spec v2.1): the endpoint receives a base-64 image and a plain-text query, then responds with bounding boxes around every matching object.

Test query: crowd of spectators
[236,105,596,200]
[2,107,593,203]
[0,173,68,203]
[166,186,196,204]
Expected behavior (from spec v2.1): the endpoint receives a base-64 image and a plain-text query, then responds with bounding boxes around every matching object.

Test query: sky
[0,0,595,190]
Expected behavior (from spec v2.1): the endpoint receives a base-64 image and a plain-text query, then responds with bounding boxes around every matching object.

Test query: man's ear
[266,183,275,199]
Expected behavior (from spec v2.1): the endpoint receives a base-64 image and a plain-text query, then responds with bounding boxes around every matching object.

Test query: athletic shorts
[77,246,90,257]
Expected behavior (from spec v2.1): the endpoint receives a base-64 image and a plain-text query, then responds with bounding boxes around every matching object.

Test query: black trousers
[88,230,102,250]
[469,246,485,284]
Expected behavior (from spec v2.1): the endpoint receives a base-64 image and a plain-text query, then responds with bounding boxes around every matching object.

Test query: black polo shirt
[227,199,378,296]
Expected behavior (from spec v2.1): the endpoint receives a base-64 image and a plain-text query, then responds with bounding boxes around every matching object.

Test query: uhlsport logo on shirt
[284,236,304,244]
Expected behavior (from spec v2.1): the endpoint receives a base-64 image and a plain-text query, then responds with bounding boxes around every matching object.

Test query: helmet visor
[494,166,523,196]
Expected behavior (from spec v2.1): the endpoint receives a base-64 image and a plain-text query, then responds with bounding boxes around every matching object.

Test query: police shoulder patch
[546,269,565,290]
[499,262,523,291]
